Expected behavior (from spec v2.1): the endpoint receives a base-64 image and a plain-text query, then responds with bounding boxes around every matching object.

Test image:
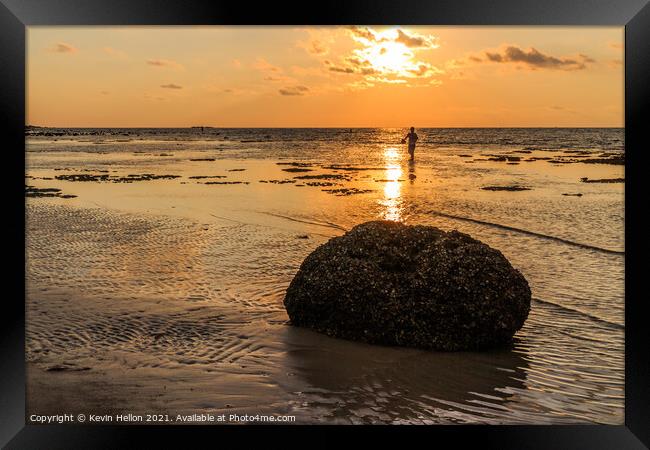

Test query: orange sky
[27,26,624,127]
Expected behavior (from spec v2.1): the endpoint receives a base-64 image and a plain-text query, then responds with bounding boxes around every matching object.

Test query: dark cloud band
[483,46,594,70]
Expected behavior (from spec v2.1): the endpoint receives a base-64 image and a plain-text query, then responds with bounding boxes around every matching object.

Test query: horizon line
[26,125,625,129]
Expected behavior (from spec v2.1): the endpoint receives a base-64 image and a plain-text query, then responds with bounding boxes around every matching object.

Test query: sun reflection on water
[380,147,403,221]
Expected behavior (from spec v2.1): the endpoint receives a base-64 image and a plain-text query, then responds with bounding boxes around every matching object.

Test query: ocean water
[26,126,624,153]
[25,128,625,424]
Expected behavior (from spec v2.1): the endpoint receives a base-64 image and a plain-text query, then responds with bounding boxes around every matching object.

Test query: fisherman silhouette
[402,127,418,161]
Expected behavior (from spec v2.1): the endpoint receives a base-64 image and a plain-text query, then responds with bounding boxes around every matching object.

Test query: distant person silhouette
[402,127,418,161]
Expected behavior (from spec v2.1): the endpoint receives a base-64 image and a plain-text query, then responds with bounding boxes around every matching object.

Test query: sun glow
[348,29,440,83]
[366,42,413,73]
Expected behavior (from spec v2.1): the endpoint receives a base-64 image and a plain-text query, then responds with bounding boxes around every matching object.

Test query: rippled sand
[26,134,624,424]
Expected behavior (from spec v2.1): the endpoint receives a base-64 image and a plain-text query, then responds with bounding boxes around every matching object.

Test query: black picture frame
[1,0,648,447]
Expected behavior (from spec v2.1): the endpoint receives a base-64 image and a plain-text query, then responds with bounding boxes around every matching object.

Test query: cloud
[48,42,77,53]
[219,87,258,96]
[278,85,309,96]
[253,58,299,84]
[299,39,328,55]
[578,53,596,63]
[327,62,378,75]
[147,59,184,70]
[100,90,110,95]
[291,27,442,91]
[482,46,594,70]
[324,27,442,87]
[348,27,438,50]
[231,59,242,68]
[395,29,438,49]
[346,56,369,66]
[327,50,440,79]
[310,40,327,54]
[406,62,442,77]
[160,83,183,89]
[346,80,375,90]
[360,67,379,75]
[609,42,623,50]
[366,76,407,84]
[348,26,379,42]
[290,65,327,77]
[548,105,578,114]
[264,75,295,82]
[144,93,166,101]
[295,27,343,59]
[252,58,281,73]
[329,65,356,74]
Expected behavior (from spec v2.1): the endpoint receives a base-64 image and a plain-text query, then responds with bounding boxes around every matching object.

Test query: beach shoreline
[26,129,625,424]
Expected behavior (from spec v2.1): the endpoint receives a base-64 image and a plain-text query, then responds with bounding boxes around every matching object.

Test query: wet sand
[26,137,624,424]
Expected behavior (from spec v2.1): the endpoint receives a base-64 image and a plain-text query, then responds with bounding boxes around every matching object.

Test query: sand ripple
[26,202,623,424]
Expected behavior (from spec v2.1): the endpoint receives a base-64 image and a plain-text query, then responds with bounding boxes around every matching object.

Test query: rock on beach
[284,221,531,351]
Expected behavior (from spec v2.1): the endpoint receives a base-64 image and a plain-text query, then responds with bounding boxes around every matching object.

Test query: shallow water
[26,128,624,424]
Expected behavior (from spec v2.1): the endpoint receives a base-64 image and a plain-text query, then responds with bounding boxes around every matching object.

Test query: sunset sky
[27,26,624,127]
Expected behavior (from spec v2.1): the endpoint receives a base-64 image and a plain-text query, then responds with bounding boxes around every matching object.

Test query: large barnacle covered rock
[284,221,530,351]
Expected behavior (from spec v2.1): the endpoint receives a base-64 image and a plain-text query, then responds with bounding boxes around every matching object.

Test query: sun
[366,42,413,73]
[351,29,434,80]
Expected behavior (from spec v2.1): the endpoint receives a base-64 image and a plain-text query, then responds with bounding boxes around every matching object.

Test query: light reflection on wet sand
[380,146,404,221]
